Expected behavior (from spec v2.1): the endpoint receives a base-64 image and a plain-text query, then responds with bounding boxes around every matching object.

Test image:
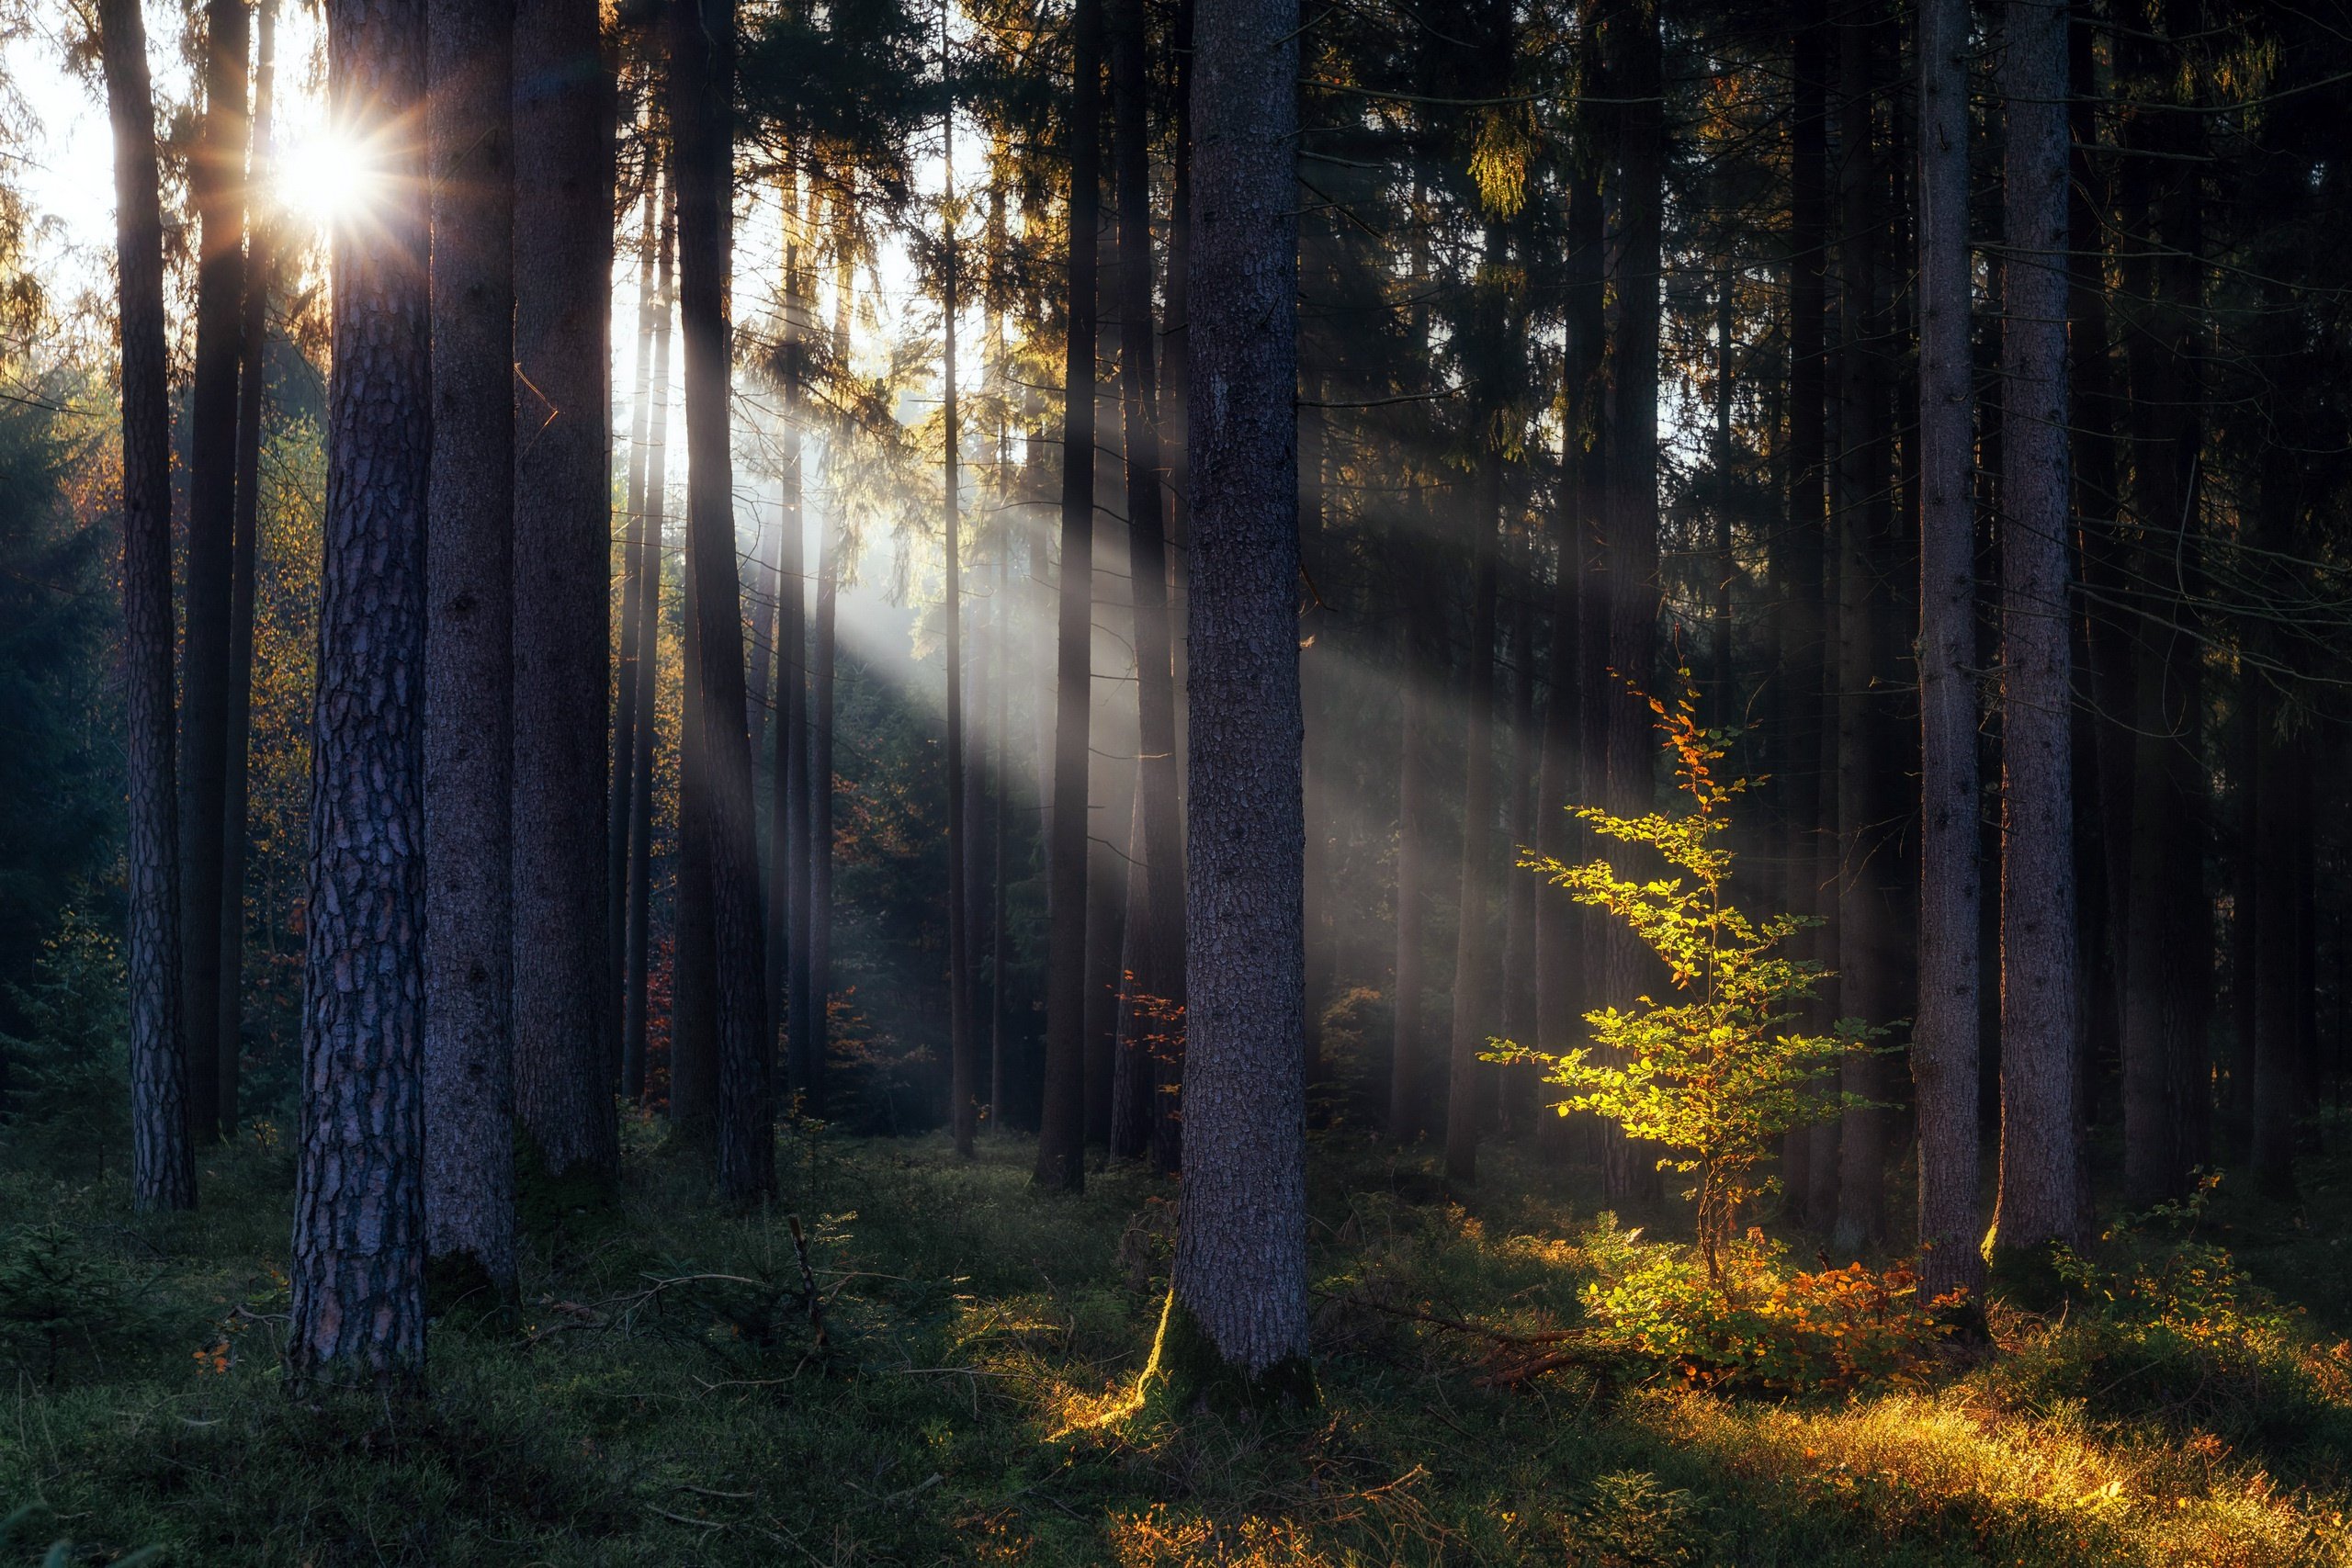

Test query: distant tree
[1151,0,1311,1404]
[96,0,194,1213]
[288,0,432,1391]
[423,0,517,1298]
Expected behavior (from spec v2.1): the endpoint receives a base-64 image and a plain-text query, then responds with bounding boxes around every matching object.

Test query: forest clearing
[6,1126,2352,1565]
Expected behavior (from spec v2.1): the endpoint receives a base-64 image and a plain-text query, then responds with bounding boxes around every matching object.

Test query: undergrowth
[0,1128,2345,1564]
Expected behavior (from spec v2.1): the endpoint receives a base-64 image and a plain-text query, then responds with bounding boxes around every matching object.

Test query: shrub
[1574,1218,1951,1393]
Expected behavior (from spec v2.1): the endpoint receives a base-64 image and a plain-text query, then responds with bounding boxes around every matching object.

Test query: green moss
[1137,1290,1319,1416]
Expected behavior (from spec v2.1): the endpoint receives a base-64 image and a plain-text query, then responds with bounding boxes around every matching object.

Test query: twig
[787,1216,829,1349]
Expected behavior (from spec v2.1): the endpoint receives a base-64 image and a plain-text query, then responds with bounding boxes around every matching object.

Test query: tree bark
[98,0,195,1213]
[423,0,516,1296]
[1035,0,1103,1192]
[944,137,977,1156]
[513,0,618,1182]
[288,0,431,1391]
[1991,0,2085,1256]
[1159,0,1310,1399]
[672,0,775,1201]
[1914,0,1983,1303]
[182,0,252,1143]
[609,166,661,1102]
[219,0,277,1143]
[771,217,813,1114]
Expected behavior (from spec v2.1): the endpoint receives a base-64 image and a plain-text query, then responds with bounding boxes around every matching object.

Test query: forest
[1,0,2351,1560]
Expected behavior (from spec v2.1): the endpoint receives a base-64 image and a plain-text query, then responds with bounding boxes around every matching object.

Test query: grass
[1,1119,2349,1565]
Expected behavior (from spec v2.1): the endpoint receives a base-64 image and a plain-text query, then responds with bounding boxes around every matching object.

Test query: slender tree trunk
[672,0,775,1202]
[1600,0,1664,1205]
[771,212,813,1113]
[219,0,277,1133]
[608,166,660,1100]
[513,0,617,1182]
[626,193,674,1104]
[1156,0,1310,1400]
[1991,0,2085,1257]
[1831,0,1894,1255]
[288,0,431,1390]
[990,540,1010,1132]
[1444,450,1502,1186]
[1110,0,1187,1167]
[1914,0,1983,1303]
[1390,567,1438,1143]
[1035,0,1103,1192]
[2115,0,2210,1208]
[806,246,852,1109]
[422,0,516,1296]
[944,133,978,1156]
[1781,0,1830,1222]
[99,0,195,1213]
[182,0,252,1144]
[1498,507,1538,1139]
[2249,449,2304,1196]
[1536,59,1605,1164]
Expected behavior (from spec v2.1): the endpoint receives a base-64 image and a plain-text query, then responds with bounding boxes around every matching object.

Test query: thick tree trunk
[513,0,617,1182]
[1035,0,1103,1192]
[1913,0,1983,1303]
[288,0,431,1391]
[625,193,674,1103]
[672,0,775,1202]
[423,0,516,1298]
[99,0,195,1213]
[1991,0,2084,1257]
[182,0,252,1144]
[1444,453,1502,1186]
[219,0,277,1137]
[1157,0,1310,1400]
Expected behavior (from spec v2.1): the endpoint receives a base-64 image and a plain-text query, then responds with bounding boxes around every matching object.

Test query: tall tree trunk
[2249,449,2304,1196]
[1991,0,2084,1257]
[99,0,195,1213]
[1035,0,1103,1192]
[1537,42,1606,1164]
[672,0,775,1202]
[806,244,852,1111]
[1155,0,1310,1401]
[514,0,618,1182]
[1444,451,1502,1187]
[1600,0,1664,1205]
[1914,0,1983,1303]
[219,0,277,1134]
[2115,0,2210,1208]
[1781,0,1831,1224]
[944,132,978,1156]
[609,165,661,1100]
[1110,0,1187,1168]
[182,0,251,1143]
[771,207,813,1114]
[288,0,431,1391]
[1498,505,1538,1139]
[423,0,515,1296]
[626,191,674,1103]
[1830,0,1894,1255]
[989,540,1011,1131]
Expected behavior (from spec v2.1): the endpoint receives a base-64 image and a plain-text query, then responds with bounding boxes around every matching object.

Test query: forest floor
[4,1116,2352,1566]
